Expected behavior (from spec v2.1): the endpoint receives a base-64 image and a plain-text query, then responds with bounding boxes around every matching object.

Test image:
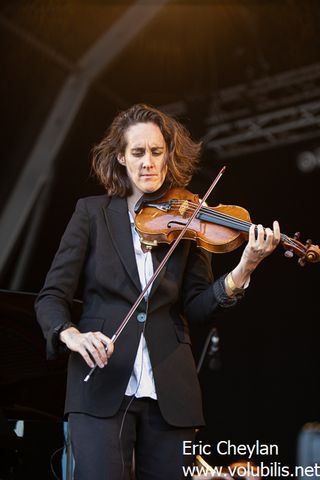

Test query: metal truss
[162,63,320,159]
[204,63,320,158]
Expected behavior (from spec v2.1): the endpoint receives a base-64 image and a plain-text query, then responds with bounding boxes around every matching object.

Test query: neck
[127,191,142,218]
[127,181,155,217]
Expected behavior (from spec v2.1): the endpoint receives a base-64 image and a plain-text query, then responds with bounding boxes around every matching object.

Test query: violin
[134,187,320,266]
[84,170,319,382]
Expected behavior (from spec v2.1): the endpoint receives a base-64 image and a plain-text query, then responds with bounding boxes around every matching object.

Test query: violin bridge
[179,200,189,218]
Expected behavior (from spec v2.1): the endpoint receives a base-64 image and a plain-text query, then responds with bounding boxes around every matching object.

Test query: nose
[142,151,154,169]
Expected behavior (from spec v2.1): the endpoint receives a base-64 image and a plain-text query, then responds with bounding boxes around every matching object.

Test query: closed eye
[152,149,163,156]
[131,148,164,157]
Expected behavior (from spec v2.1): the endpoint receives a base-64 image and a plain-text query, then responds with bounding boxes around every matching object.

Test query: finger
[105,340,114,359]
[253,224,265,254]
[90,334,109,365]
[83,337,105,368]
[95,333,115,359]
[256,224,265,244]
[78,345,95,369]
[248,224,256,245]
[273,220,281,244]
[263,227,274,251]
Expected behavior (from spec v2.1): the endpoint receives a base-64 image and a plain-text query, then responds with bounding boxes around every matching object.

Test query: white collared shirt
[125,212,157,399]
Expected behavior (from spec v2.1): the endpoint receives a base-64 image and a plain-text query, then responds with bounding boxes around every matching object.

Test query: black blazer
[35,194,234,427]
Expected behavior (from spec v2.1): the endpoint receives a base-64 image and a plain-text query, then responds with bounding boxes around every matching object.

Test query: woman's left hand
[226,221,281,295]
[240,220,281,271]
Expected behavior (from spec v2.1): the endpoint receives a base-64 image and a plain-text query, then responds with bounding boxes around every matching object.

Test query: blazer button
[137,312,146,323]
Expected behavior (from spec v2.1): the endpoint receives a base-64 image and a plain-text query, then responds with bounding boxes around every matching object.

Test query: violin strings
[181,200,294,246]
[169,200,252,230]
[167,200,295,247]
[170,199,253,231]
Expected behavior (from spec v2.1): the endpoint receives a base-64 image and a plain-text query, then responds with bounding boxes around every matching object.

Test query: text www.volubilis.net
[182,461,320,478]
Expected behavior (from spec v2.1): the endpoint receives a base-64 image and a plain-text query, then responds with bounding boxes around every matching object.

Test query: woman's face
[118,122,168,197]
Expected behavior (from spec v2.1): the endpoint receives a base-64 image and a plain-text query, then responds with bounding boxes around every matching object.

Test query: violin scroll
[282,232,320,266]
[302,240,320,265]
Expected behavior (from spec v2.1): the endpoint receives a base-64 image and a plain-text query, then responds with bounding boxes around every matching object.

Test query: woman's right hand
[59,326,114,368]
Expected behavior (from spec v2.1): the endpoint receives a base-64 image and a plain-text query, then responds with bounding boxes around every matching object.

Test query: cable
[50,444,65,480]
[118,248,151,479]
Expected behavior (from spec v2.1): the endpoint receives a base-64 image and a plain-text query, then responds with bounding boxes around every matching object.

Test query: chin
[141,183,161,193]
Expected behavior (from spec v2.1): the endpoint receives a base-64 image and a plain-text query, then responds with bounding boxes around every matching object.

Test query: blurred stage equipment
[297,148,320,173]
[197,327,221,373]
[296,422,320,480]
[0,289,80,480]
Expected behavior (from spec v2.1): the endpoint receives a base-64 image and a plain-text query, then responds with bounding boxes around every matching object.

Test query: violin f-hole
[167,220,187,228]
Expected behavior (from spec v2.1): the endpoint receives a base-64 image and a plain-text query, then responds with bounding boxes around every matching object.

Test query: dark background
[0,0,319,475]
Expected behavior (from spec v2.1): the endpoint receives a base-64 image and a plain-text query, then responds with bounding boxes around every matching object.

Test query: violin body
[135,187,251,254]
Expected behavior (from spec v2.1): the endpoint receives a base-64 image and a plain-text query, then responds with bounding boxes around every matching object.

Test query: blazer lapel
[102,196,141,294]
[149,243,168,298]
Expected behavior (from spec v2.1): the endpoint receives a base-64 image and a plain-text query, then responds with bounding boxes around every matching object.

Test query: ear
[117,154,126,166]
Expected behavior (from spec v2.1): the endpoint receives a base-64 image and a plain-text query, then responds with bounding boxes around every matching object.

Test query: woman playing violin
[35,103,280,480]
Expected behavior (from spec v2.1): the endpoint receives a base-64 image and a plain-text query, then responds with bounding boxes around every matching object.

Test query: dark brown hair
[91,103,202,197]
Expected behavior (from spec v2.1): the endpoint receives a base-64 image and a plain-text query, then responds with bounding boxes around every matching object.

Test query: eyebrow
[131,146,165,150]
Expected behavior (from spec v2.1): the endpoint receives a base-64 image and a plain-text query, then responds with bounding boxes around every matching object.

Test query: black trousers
[68,396,196,480]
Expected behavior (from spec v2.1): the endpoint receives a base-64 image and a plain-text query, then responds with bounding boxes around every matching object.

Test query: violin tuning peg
[284,250,294,259]
[294,232,301,240]
[306,239,312,247]
[298,257,306,267]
